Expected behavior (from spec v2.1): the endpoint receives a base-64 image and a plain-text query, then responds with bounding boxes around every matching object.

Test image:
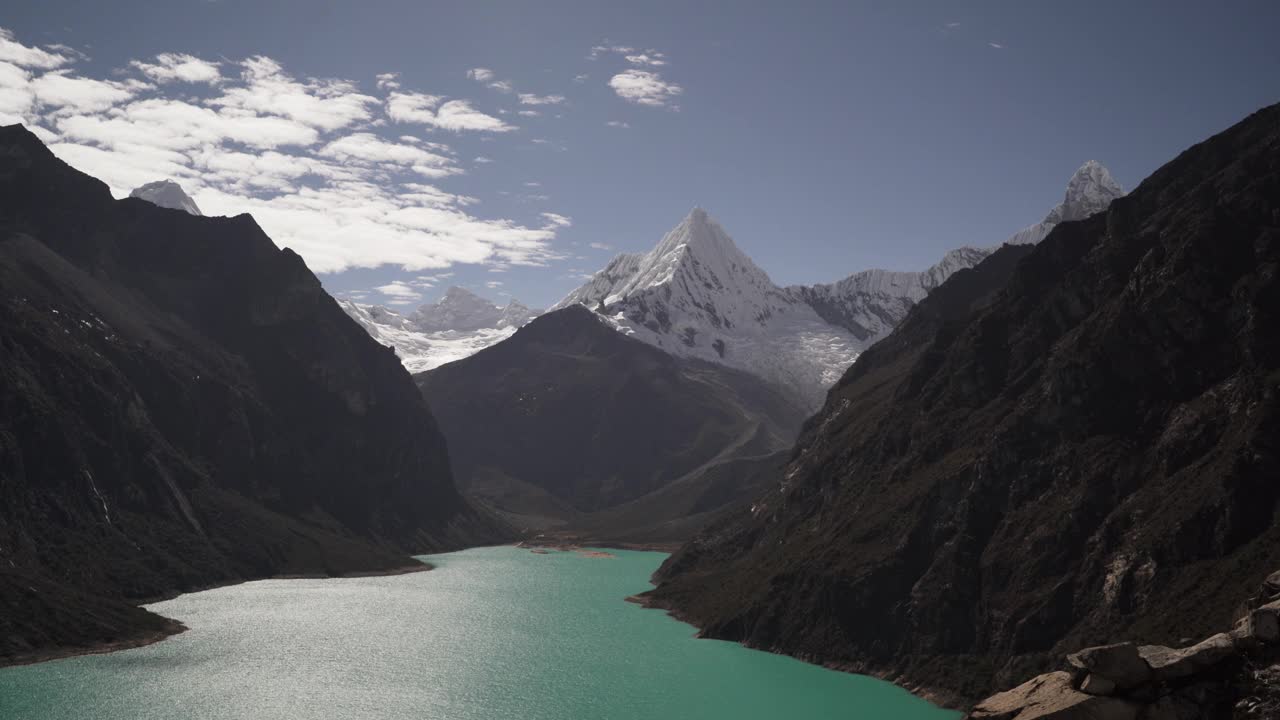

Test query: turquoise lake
[0,546,956,719]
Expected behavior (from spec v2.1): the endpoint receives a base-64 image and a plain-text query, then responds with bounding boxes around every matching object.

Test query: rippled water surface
[0,546,956,719]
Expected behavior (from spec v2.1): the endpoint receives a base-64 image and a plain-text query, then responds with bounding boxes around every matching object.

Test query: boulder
[1080,673,1117,696]
[1067,643,1153,689]
[1138,633,1236,680]
[968,672,1140,720]
[1232,608,1280,646]
[1259,570,1280,601]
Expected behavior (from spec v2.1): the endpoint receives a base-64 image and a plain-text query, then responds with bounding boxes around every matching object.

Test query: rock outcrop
[969,573,1280,719]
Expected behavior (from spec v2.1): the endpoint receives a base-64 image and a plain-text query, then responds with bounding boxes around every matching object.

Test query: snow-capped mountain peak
[1053,160,1125,223]
[601,207,780,317]
[339,287,541,371]
[1006,160,1124,245]
[554,209,861,407]
[129,180,202,216]
[410,286,525,332]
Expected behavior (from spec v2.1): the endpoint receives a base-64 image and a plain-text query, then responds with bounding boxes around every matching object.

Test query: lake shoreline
[515,536,683,554]
[0,560,434,670]
[630,590,966,713]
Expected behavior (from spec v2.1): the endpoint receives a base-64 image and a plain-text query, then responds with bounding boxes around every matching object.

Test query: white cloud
[0,26,571,277]
[376,72,400,90]
[31,72,145,115]
[624,53,665,67]
[518,92,565,106]
[487,79,513,94]
[989,42,1005,49]
[573,73,589,83]
[485,280,503,289]
[0,61,35,122]
[523,181,541,187]
[541,212,571,228]
[592,44,668,67]
[465,67,495,83]
[130,53,221,84]
[589,242,612,250]
[473,155,493,163]
[517,109,540,117]
[209,56,378,132]
[589,44,635,60]
[319,132,458,178]
[0,27,71,69]
[608,69,682,108]
[605,120,630,128]
[58,97,321,150]
[386,92,514,132]
[376,280,422,299]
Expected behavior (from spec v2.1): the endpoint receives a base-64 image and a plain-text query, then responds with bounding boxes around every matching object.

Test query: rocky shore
[968,571,1280,719]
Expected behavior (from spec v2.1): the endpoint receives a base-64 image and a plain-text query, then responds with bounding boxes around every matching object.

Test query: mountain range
[343,160,1126,408]
[339,287,540,372]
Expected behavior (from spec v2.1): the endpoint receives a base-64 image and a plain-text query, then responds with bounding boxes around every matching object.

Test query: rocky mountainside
[786,246,992,341]
[0,124,509,663]
[128,179,203,216]
[339,287,539,372]
[416,305,809,541]
[969,571,1280,719]
[555,164,1122,409]
[641,103,1280,708]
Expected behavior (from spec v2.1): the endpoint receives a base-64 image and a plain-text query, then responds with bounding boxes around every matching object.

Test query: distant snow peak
[339,286,540,371]
[129,180,202,216]
[1007,160,1124,245]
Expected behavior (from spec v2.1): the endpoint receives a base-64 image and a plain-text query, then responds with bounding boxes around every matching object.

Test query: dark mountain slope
[643,104,1280,706]
[0,125,509,663]
[416,306,809,539]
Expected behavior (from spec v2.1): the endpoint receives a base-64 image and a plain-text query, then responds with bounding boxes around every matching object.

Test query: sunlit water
[0,546,956,719]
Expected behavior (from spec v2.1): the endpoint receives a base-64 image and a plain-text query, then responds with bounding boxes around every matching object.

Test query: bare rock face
[970,565,1280,719]
[643,102,1280,706]
[968,672,1139,720]
[1138,634,1237,680]
[1066,643,1152,689]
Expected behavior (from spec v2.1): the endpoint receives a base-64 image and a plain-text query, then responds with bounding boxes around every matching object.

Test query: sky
[1,1,1278,310]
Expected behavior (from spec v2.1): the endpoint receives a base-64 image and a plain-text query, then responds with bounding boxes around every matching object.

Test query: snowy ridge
[555,162,1124,407]
[339,287,539,372]
[786,245,990,341]
[552,208,866,409]
[129,180,202,216]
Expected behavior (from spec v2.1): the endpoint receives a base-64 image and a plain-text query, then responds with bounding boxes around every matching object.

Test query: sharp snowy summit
[129,180,203,216]
[552,208,868,408]
[340,287,539,372]
[1005,160,1124,245]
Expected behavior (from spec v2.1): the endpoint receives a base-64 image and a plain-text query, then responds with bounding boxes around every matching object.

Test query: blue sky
[2,1,1278,309]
